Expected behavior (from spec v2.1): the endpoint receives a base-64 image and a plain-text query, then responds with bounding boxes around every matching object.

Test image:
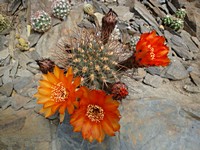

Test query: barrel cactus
[162,15,173,26]
[54,29,123,89]
[52,0,71,19]
[170,19,184,31]
[175,8,186,19]
[31,10,51,32]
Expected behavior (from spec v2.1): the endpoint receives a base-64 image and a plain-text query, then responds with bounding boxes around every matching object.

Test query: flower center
[86,104,104,123]
[147,44,155,60]
[51,82,69,102]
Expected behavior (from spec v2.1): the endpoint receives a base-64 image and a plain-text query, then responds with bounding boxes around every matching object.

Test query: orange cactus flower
[134,30,170,67]
[34,65,82,122]
[70,87,121,143]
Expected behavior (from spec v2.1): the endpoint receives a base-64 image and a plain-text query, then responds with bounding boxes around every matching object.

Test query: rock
[143,73,163,88]
[0,108,52,149]
[23,100,37,110]
[119,98,200,150]
[180,30,199,53]
[0,35,7,51]
[131,0,162,35]
[11,93,31,110]
[0,96,12,110]
[28,32,42,47]
[130,68,146,81]
[110,6,134,21]
[0,82,13,97]
[146,66,165,76]
[2,67,12,84]
[0,78,2,86]
[16,69,33,77]
[13,77,32,91]
[17,52,34,69]
[10,60,19,78]
[163,58,189,80]
[191,36,200,48]
[0,48,9,60]
[190,73,200,87]
[164,31,194,60]
[183,85,200,93]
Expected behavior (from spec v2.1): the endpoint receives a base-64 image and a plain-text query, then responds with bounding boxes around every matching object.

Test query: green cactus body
[0,14,10,33]
[175,8,186,19]
[31,10,51,32]
[83,3,94,15]
[56,29,121,89]
[170,19,184,31]
[130,35,140,48]
[52,0,71,19]
[162,15,173,26]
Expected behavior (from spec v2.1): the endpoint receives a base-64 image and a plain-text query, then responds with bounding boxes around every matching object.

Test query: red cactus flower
[133,30,170,67]
[111,82,128,101]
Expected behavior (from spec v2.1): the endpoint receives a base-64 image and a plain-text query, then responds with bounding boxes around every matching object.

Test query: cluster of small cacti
[83,3,95,15]
[129,35,140,49]
[55,29,122,89]
[162,8,186,31]
[0,14,10,33]
[52,0,71,19]
[31,10,51,32]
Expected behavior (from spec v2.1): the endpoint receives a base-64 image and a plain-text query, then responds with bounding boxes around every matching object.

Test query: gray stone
[0,96,12,110]
[183,85,200,93]
[191,36,200,48]
[190,73,200,87]
[2,68,12,84]
[16,69,33,77]
[110,6,134,21]
[13,77,33,93]
[146,66,165,76]
[180,30,199,53]
[17,53,34,69]
[0,78,2,86]
[0,48,9,60]
[0,35,7,51]
[26,88,37,98]
[10,60,19,78]
[131,0,162,35]
[0,82,13,97]
[23,100,37,110]
[143,73,163,88]
[28,32,42,47]
[163,58,189,80]
[164,31,194,60]
[11,94,31,110]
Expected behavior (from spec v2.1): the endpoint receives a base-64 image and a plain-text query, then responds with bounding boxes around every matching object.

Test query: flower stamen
[51,82,69,102]
[148,44,155,60]
[86,104,104,123]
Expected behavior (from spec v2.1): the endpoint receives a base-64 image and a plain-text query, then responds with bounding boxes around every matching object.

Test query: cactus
[31,10,51,32]
[170,19,184,31]
[83,3,95,15]
[52,0,71,19]
[162,15,173,26]
[0,14,10,33]
[175,8,186,19]
[129,35,140,49]
[54,29,123,89]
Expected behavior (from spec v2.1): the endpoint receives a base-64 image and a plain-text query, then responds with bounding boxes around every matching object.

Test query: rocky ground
[0,0,200,150]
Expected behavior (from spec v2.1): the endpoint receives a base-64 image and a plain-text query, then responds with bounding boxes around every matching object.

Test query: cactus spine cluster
[52,0,71,19]
[31,10,51,32]
[162,8,186,31]
[55,29,121,89]
[175,8,186,19]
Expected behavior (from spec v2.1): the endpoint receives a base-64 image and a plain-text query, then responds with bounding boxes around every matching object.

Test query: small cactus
[54,29,123,89]
[36,58,55,74]
[0,14,10,33]
[31,10,51,32]
[175,8,186,19]
[170,19,184,31]
[83,3,95,15]
[129,35,140,49]
[162,15,173,26]
[52,0,71,19]
[111,82,128,101]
